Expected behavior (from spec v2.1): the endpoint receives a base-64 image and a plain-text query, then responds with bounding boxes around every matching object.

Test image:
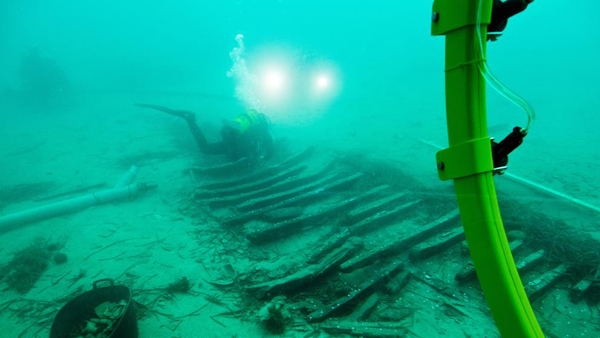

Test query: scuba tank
[226,109,268,134]
[222,109,274,160]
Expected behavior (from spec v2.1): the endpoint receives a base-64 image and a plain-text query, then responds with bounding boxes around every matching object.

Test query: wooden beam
[190,157,251,177]
[193,164,306,199]
[344,191,409,225]
[524,264,568,302]
[308,262,403,323]
[385,270,412,295]
[351,201,421,237]
[570,275,594,303]
[207,162,335,208]
[340,209,460,272]
[246,185,391,244]
[515,250,545,275]
[236,173,342,212]
[246,238,362,298]
[223,173,363,226]
[201,147,314,190]
[408,226,465,262]
[347,294,380,321]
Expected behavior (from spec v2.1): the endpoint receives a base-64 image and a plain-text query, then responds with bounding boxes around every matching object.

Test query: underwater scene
[1,1,599,337]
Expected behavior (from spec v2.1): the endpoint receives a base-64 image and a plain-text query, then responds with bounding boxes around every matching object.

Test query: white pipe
[115,166,138,188]
[0,174,155,233]
[502,172,600,213]
[0,182,154,233]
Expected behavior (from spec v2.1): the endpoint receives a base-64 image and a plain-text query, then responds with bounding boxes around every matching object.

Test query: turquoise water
[1,1,599,337]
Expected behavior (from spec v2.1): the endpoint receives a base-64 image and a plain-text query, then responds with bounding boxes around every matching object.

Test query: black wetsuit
[135,104,273,161]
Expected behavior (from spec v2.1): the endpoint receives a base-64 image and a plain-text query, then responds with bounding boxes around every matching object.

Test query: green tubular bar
[431,0,544,337]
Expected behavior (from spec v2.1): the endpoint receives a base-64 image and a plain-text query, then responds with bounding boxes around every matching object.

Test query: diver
[18,47,69,106]
[135,104,274,161]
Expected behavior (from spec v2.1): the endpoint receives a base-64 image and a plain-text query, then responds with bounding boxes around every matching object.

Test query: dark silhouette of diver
[20,47,68,100]
[1,47,69,107]
[135,104,274,161]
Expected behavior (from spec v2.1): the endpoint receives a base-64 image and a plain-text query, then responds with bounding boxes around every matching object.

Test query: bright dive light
[260,66,290,102]
[316,75,330,89]
[264,69,285,93]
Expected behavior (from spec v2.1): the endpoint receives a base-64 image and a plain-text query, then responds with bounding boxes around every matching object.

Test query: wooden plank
[201,147,314,190]
[525,264,568,302]
[308,230,354,264]
[193,164,306,199]
[409,226,465,262]
[385,270,412,295]
[341,209,460,272]
[223,173,364,226]
[570,276,594,303]
[308,262,403,323]
[273,145,316,168]
[236,173,342,212]
[515,250,546,275]
[411,270,463,302]
[262,207,304,223]
[206,161,337,208]
[308,201,422,265]
[190,157,251,177]
[246,238,362,298]
[347,294,380,321]
[351,200,421,237]
[344,191,408,225]
[206,166,326,208]
[246,185,391,244]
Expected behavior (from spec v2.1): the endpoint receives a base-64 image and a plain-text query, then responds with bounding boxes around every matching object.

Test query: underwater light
[315,75,330,90]
[262,68,287,97]
[310,70,340,99]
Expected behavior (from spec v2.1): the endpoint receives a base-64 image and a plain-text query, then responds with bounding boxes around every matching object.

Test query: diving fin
[135,103,196,121]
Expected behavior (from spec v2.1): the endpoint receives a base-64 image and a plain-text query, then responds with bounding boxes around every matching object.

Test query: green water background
[1,1,598,197]
[1,1,600,336]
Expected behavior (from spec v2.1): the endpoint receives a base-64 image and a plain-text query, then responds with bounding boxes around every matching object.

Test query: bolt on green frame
[431,0,544,337]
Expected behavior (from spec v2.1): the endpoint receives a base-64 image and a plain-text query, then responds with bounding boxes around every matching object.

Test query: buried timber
[178,146,600,337]
[2,146,598,337]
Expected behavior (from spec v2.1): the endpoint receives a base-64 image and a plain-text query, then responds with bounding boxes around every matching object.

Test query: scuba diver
[18,47,69,106]
[135,104,274,161]
[1,47,69,107]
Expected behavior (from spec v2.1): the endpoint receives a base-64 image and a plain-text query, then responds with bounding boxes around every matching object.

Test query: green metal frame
[431,0,544,337]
